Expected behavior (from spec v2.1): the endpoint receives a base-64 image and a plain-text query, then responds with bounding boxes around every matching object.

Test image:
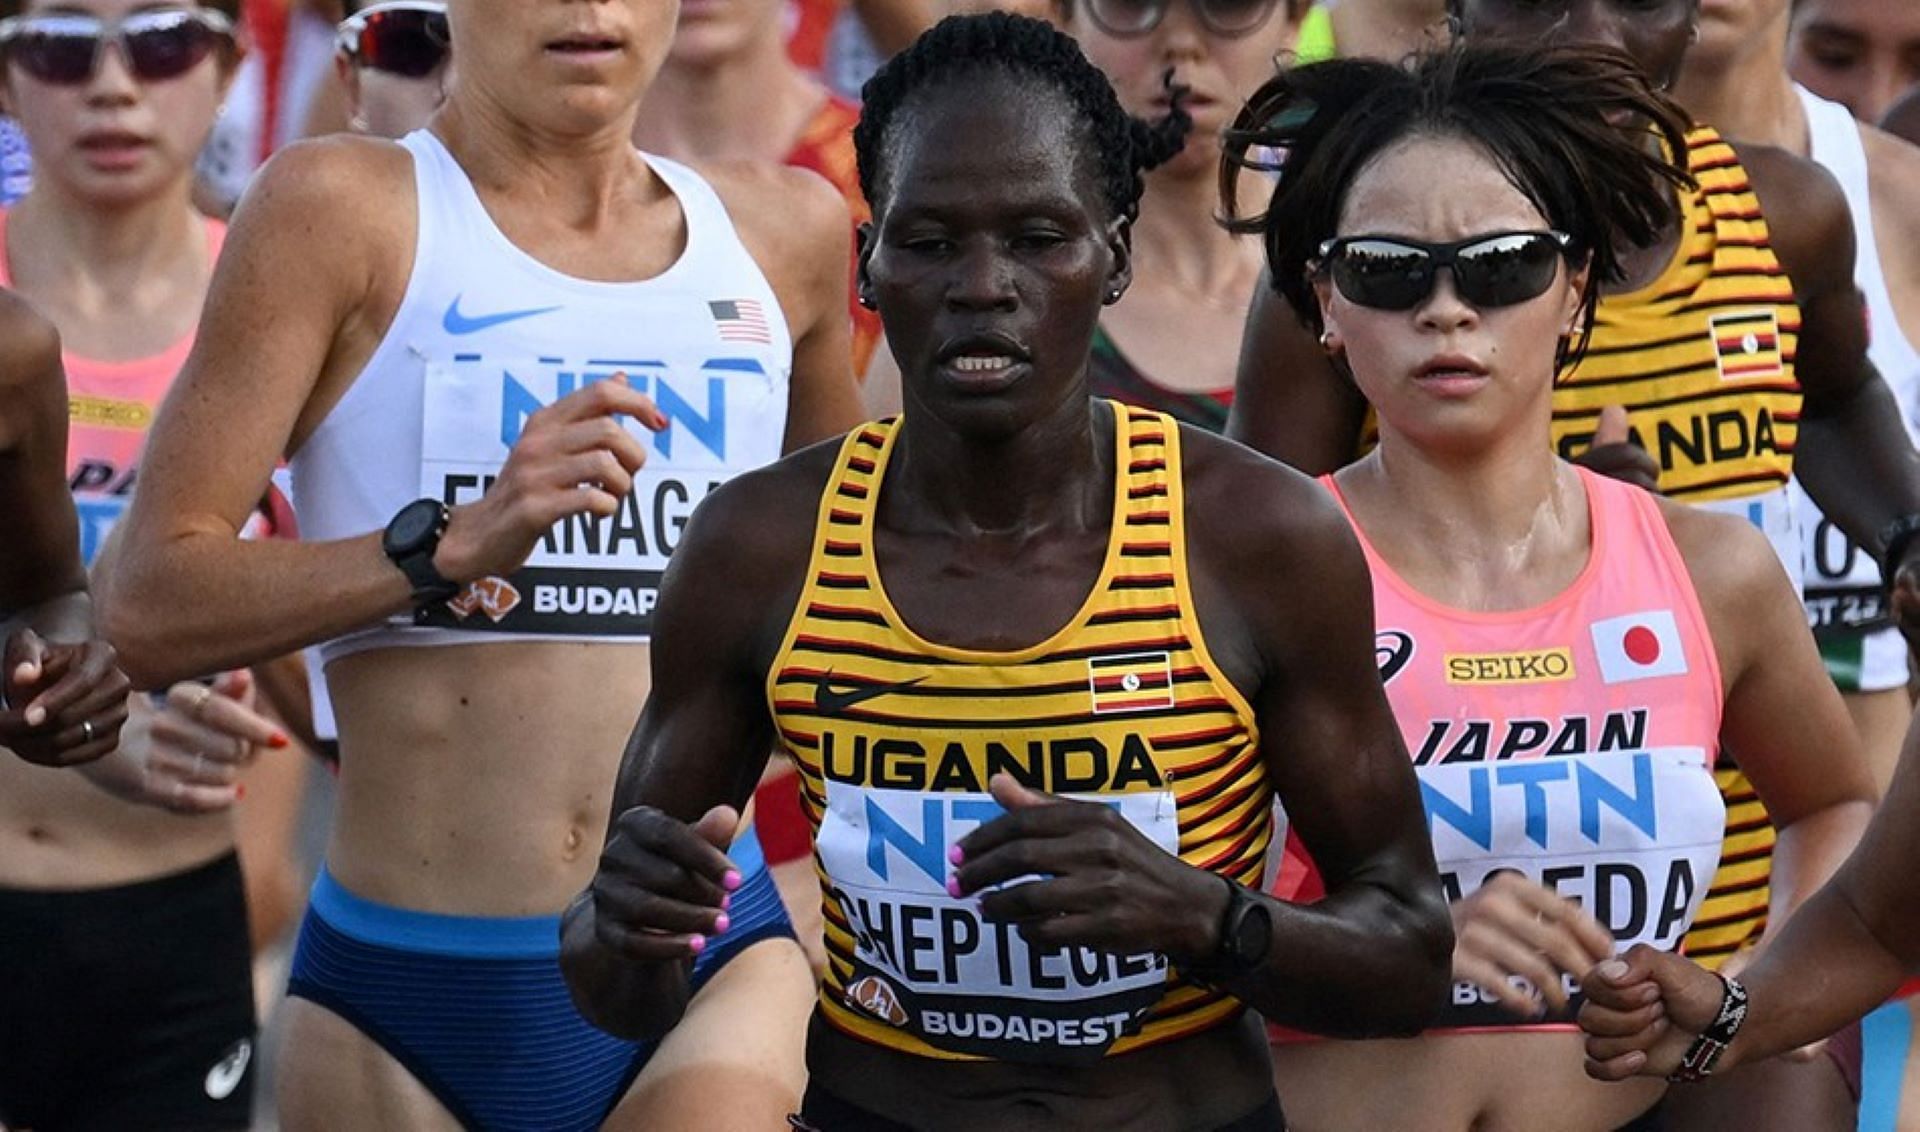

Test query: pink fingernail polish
[721,893,733,911]
[714,914,731,934]
[723,870,743,892]
[948,845,965,866]
[946,876,963,898]
[689,934,707,955]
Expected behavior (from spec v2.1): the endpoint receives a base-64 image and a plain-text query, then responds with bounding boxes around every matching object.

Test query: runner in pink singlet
[1226,45,1877,1130]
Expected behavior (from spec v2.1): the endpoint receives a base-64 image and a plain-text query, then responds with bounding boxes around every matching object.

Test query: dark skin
[1230,0,1920,637]
[561,80,1451,1130]
[0,289,128,767]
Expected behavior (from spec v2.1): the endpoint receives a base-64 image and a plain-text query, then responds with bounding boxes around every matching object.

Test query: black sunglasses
[0,8,232,87]
[337,2,449,79]
[1084,0,1282,38]
[1316,231,1577,311]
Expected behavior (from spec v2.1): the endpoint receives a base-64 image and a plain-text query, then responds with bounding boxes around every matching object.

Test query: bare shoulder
[1656,495,1796,619]
[670,432,848,591]
[1180,425,1363,602]
[694,160,851,280]
[239,134,413,222]
[227,135,416,271]
[1733,140,1855,291]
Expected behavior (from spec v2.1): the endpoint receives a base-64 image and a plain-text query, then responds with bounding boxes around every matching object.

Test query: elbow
[1368,885,1456,1038]
[96,581,188,691]
[557,904,689,1043]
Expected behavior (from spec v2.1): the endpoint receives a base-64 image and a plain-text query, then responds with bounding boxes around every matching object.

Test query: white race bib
[817,782,1181,1064]
[417,354,782,636]
[1421,748,1725,1026]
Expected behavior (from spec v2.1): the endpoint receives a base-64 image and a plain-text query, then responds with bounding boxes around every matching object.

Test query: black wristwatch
[1190,876,1272,982]
[1878,512,1920,591]
[383,498,461,608]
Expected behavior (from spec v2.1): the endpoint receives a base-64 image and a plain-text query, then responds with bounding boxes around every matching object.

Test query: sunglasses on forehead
[1084,0,1283,38]
[0,8,232,87]
[337,1,449,79]
[1316,231,1578,311]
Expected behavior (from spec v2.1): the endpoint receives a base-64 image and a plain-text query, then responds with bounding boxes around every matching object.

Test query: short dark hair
[853,11,1189,225]
[0,1,243,22]
[1221,43,1692,362]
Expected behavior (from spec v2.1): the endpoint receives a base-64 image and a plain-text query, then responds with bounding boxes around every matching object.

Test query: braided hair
[1220,43,1693,365]
[854,11,1190,225]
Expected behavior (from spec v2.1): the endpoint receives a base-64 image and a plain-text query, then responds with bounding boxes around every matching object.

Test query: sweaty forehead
[1338,134,1546,238]
[877,75,1105,218]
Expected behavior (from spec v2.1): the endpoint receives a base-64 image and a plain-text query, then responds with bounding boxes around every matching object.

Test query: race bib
[1421,748,1725,1027]
[1793,479,1890,635]
[1697,488,1802,593]
[418,355,782,637]
[817,782,1181,1064]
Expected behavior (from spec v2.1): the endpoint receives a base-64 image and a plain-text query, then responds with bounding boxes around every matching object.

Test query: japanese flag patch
[1591,610,1688,685]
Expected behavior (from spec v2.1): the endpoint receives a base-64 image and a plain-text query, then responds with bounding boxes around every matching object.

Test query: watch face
[1234,902,1272,965]
[388,500,442,552]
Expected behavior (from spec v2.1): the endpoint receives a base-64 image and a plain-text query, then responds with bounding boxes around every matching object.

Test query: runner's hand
[1889,550,1920,649]
[79,669,286,814]
[1574,405,1661,493]
[0,627,130,767]
[1580,943,1725,1080]
[1451,872,1615,1017]
[434,375,667,583]
[951,774,1229,965]
[587,803,742,962]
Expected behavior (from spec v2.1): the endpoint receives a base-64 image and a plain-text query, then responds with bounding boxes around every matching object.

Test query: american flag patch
[1709,310,1784,381]
[709,299,771,345]
[1088,652,1175,714]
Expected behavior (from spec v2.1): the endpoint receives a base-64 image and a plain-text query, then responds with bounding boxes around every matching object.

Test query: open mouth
[935,334,1032,392]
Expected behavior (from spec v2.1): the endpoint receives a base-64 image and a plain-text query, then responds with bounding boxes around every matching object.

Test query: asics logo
[1376,631,1415,685]
[203,1039,252,1101]
[442,296,563,336]
[813,672,927,714]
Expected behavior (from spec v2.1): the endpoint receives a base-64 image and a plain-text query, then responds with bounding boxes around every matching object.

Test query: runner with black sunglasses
[1224,42,1876,1132]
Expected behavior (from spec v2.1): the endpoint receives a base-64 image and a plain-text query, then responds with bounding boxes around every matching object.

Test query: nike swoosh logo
[441,296,563,336]
[204,1039,252,1101]
[814,672,927,714]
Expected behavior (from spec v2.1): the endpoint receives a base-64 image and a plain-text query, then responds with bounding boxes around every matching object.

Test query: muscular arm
[0,293,85,629]
[1225,276,1366,474]
[1744,145,1920,565]
[1665,504,1876,935]
[561,457,823,1039]
[1718,709,1920,1065]
[1186,438,1453,1036]
[99,141,422,689]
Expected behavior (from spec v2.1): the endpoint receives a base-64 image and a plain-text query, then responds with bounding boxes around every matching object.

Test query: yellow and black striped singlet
[1552,125,1801,506]
[767,404,1269,1064]
[1555,128,1798,970]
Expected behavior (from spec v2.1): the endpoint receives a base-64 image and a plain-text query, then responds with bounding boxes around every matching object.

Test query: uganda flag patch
[1708,310,1784,381]
[1088,652,1174,714]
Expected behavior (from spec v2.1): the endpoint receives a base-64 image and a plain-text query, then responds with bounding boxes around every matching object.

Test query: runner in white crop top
[103,2,864,1127]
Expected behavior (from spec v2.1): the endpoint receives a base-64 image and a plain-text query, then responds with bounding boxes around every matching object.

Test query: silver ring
[81,719,94,744]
